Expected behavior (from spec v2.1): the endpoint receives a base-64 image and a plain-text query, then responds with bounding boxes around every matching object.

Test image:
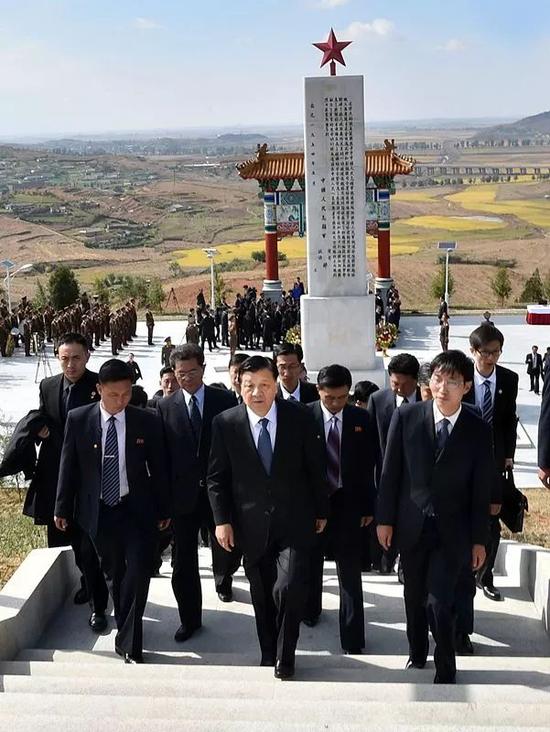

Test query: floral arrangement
[283,325,301,345]
[376,321,398,353]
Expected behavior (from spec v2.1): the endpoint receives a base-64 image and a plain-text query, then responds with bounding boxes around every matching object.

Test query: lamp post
[437,242,457,309]
[202,248,218,308]
[1,259,33,311]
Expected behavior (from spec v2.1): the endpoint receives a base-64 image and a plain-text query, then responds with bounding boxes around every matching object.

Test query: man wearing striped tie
[55,359,171,664]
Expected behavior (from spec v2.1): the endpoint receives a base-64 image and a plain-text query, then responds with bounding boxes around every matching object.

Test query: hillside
[474,110,550,140]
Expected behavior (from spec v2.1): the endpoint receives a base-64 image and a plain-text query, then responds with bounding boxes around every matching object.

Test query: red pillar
[377,227,391,279]
[265,231,279,281]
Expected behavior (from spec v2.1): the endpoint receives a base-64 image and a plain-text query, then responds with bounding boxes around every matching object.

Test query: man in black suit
[526,345,543,395]
[274,342,319,403]
[377,350,493,684]
[539,373,550,488]
[25,332,108,625]
[157,344,239,642]
[305,365,376,653]
[228,352,250,404]
[147,366,178,409]
[55,359,171,663]
[367,353,420,573]
[208,355,329,679]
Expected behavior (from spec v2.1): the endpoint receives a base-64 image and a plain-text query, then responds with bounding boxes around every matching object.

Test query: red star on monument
[313,28,352,76]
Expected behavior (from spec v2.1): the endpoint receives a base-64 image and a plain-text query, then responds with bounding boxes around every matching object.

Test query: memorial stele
[300,29,385,386]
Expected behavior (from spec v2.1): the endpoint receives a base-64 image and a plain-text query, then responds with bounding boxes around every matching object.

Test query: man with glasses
[464,325,518,605]
[157,344,238,643]
[274,342,319,404]
[377,350,493,684]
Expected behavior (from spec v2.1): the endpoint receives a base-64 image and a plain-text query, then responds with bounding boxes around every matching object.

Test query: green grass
[0,488,46,589]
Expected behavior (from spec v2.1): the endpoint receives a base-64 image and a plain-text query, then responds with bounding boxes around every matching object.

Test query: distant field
[401,214,506,231]
[446,184,550,228]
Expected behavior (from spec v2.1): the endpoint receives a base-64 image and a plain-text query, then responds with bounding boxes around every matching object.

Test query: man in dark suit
[305,365,376,653]
[377,350,493,684]
[367,353,420,573]
[157,344,239,642]
[55,359,171,663]
[208,355,329,679]
[539,372,550,488]
[25,332,108,625]
[147,366,178,409]
[228,352,250,404]
[274,342,319,403]
[526,345,543,395]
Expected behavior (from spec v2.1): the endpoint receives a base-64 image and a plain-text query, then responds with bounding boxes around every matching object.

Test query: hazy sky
[1,0,550,137]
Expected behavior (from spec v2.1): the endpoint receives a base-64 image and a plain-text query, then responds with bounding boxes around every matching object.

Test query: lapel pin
[93,443,98,449]
[355,426,363,432]
[136,438,145,445]
[498,389,503,394]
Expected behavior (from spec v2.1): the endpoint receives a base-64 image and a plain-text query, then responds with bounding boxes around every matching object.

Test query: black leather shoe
[406,658,426,669]
[482,584,502,601]
[455,632,474,655]
[302,616,319,627]
[115,646,144,664]
[343,648,363,655]
[73,587,89,605]
[174,624,201,642]
[88,612,107,633]
[274,661,295,679]
[217,591,233,603]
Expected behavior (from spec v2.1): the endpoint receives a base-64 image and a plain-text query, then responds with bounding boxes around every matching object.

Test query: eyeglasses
[430,375,465,390]
[476,348,501,358]
[174,368,202,380]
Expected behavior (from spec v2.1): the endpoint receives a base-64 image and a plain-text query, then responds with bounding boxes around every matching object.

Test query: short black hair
[98,359,133,384]
[469,324,504,350]
[273,342,303,363]
[430,350,474,383]
[239,355,278,382]
[317,364,352,390]
[170,344,205,368]
[352,380,379,403]
[130,384,148,408]
[57,332,89,350]
[228,352,250,369]
[388,353,420,379]
[417,362,432,386]
[159,366,174,379]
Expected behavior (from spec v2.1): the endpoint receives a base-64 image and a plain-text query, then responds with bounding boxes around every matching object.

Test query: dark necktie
[102,416,120,506]
[482,380,493,424]
[326,416,341,494]
[257,417,273,474]
[288,395,298,402]
[436,418,450,455]
[402,396,409,405]
[189,395,202,443]
[63,383,74,419]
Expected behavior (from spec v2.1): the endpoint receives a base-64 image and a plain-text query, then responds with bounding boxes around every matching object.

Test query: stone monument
[300,30,385,385]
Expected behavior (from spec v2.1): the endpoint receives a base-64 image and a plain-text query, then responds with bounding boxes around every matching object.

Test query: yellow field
[176,236,419,267]
[395,190,437,203]
[400,214,506,231]
[446,185,550,228]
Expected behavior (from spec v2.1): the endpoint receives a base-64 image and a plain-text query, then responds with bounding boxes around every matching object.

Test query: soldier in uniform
[145,307,155,346]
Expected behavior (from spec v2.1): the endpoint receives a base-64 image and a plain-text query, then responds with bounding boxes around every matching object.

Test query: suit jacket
[277,380,319,404]
[367,386,421,485]
[23,369,100,523]
[539,375,550,469]
[157,385,237,516]
[526,352,543,375]
[377,401,494,558]
[55,403,170,538]
[207,399,329,562]
[0,410,49,480]
[309,402,376,518]
[463,364,518,471]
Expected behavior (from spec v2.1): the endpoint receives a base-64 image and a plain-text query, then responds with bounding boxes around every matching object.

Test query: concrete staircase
[1,549,550,730]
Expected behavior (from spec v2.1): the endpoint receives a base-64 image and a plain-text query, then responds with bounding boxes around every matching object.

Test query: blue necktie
[102,416,120,506]
[482,380,493,424]
[257,417,273,475]
[436,418,450,455]
[326,416,340,494]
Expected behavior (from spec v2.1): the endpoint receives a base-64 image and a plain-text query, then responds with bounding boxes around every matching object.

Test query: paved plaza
[1,312,548,488]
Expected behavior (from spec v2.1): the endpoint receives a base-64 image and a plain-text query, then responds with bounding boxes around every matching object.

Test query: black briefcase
[500,469,529,534]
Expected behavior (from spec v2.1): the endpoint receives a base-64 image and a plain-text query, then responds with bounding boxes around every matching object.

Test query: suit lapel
[271,401,293,475]
[173,390,195,443]
[87,403,102,480]
[236,404,268,476]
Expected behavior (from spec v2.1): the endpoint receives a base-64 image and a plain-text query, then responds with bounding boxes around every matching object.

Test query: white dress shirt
[432,401,462,435]
[246,401,277,451]
[99,404,129,498]
[396,390,418,408]
[280,382,301,401]
[182,383,205,417]
[473,368,496,409]
[320,402,343,489]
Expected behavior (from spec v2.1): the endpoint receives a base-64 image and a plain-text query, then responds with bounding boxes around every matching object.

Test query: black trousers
[530,372,541,393]
[244,536,310,665]
[305,493,365,651]
[93,502,156,657]
[401,519,465,682]
[47,520,108,613]
[147,325,154,345]
[172,505,242,630]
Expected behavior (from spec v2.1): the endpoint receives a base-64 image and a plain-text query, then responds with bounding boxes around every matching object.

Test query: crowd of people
[0,290,549,686]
